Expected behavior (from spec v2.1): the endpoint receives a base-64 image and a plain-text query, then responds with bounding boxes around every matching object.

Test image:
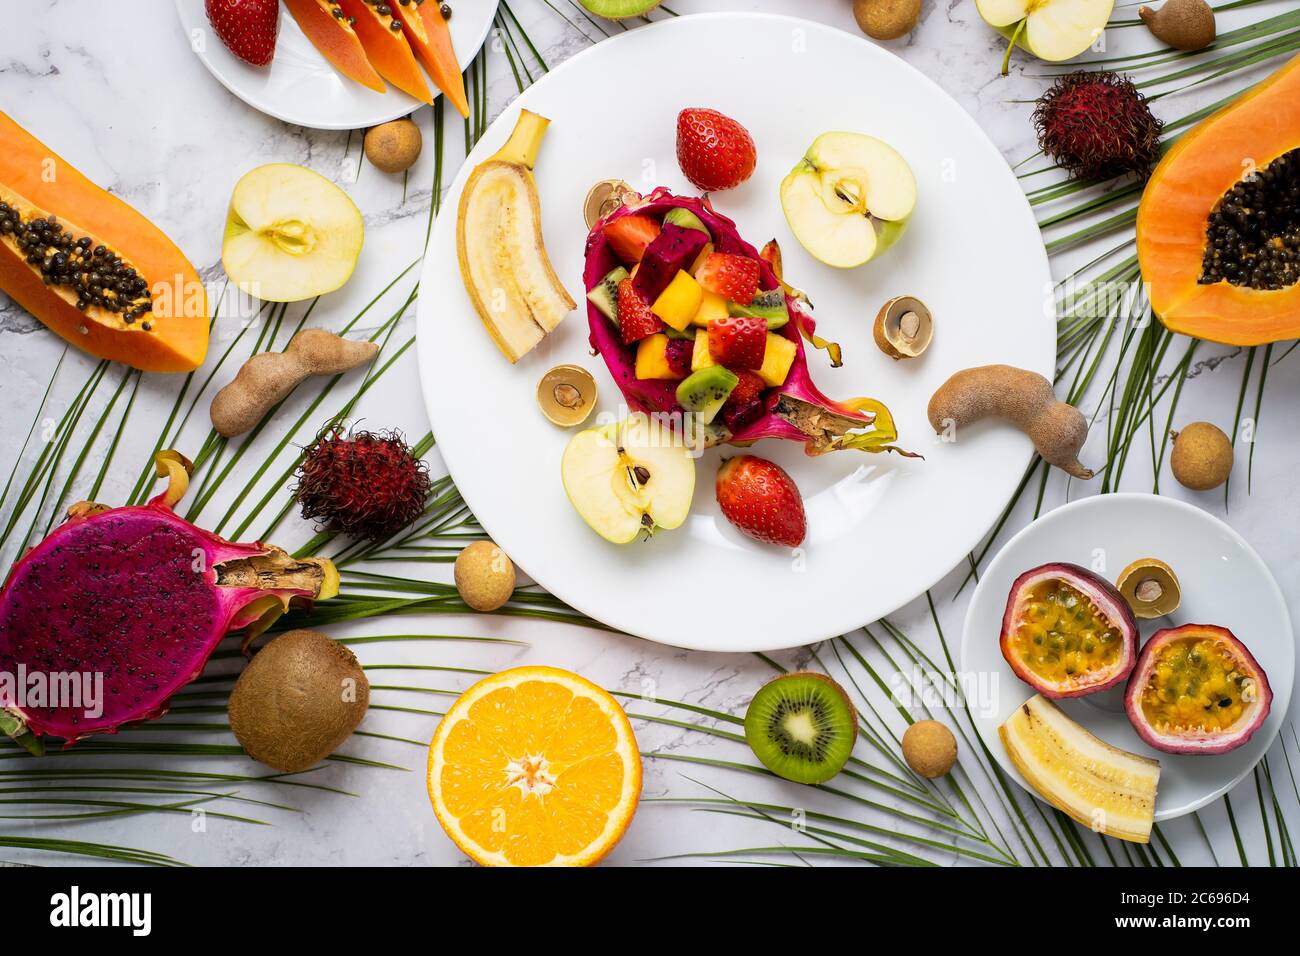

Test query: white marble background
[0,0,1296,866]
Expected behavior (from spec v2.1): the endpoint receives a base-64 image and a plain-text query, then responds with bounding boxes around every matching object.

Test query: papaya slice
[283,0,386,93]
[0,112,207,373]
[335,0,432,104]
[1137,54,1300,346]
[391,0,469,118]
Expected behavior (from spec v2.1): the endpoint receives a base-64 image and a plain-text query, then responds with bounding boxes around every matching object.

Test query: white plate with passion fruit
[962,494,1294,825]
[176,0,497,129]
[417,13,1055,652]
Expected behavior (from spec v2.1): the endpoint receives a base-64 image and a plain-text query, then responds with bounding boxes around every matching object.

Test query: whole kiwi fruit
[229,629,370,773]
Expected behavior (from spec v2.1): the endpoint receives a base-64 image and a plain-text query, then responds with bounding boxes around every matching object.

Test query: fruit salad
[583,187,909,456]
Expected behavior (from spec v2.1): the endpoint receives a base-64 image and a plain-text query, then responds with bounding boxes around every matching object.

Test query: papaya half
[1137,54,1300,346]
[0,112,208,372]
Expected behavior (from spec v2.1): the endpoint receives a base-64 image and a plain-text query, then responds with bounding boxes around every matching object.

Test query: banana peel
[1000,694,1159,844]
[456,110,576,363]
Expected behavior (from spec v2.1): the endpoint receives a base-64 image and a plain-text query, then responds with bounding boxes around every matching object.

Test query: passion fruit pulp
[1125,624,1272,755]
[1001,563,1138,699]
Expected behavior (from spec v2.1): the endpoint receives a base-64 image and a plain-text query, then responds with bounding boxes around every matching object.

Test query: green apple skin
[560,414,696,544]
[976,0,1115,64]
[778,132,917,269]
[222,163,364,303]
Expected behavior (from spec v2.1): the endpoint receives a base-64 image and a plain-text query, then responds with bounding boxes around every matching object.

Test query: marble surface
[0,0,1296,866]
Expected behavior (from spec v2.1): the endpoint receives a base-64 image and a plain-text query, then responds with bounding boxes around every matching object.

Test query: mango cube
[757,333,797,387]
[651,270,703,331]
[690,290,729,327]
[635,333,678,380]
[691,330,716,372]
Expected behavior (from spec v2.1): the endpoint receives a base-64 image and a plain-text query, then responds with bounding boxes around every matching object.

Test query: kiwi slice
[727,288,789,330]
[586,266,628,324]
[676,365,737,424]
[744,672,857,784]
[579,0,662,19]
[663,207,711,239]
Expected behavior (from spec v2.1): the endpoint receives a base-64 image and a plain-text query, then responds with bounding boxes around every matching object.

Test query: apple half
[561,413,696,544]
[222,164,364,303]
[976,0,1115,75]
[779,132,917,270]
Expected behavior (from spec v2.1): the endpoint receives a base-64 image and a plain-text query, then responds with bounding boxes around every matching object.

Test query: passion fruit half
[1124,623,1272,755]
[1001,563,1138,699]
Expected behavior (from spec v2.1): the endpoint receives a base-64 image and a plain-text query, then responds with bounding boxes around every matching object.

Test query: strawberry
[617,279,662,344]
[676,108,757,192]
[708,314,766,369]
[720,369,766,432]
[206,0,279,67]
[716,455,806,548]
[604,215,661,265]
[695,252,760,305]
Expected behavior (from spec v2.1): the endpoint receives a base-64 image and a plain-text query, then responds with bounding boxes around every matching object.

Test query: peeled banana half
[456,109,576,363]
[1000,694,1160,844]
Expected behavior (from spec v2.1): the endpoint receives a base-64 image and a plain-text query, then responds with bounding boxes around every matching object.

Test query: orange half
[427,666,641,867]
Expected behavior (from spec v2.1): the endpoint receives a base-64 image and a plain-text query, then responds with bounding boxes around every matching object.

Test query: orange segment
[427,666,641,867]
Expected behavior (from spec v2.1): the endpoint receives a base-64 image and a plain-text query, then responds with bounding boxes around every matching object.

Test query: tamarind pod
[927,364,1095,480]
[210,330,378,438]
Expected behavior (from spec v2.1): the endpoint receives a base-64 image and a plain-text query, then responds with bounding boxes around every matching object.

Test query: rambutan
[294,427,431,541]
[1033,71,1164,182]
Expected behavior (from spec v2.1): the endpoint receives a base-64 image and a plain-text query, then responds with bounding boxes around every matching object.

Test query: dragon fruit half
[584,187,909,456]
[0,452,338,746]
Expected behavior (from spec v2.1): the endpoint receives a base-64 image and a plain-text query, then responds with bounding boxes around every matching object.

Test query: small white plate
[417,13,1054,652]
[961,493,1294,821]
[176,0,497,129]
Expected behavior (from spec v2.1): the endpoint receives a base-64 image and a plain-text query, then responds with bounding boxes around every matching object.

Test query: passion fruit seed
[1170,420,1233,490]
[1200,148,1300,290]
[0,202,153,324]
[454,540,516,612]
[1015,580,1123,682]
[901,720,957,778]
[364,119,422,174]
[1140,636,1250,735]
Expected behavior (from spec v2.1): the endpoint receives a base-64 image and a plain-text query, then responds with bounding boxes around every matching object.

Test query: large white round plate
[176,0,497,129]
[961,493,1294,820]
[418,13,1054,652]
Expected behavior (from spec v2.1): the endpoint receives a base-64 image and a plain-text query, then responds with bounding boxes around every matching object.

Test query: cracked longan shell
[229,629,369,773]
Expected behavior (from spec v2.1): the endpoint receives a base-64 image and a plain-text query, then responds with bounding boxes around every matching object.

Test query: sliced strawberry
[720,369,766,432]
[206,0,279,67]
[604,215,661,266]
[617,279,662,344]
[694,252,760,305]
[716,455,806,548]
[708,314,766,369]
[676,108,757,192]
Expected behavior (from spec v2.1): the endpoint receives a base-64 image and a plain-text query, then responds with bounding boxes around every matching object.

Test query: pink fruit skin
[584,188,874,450]
[999,562,1138,699]
[1124,624,1272,755]
[0,491,322,743]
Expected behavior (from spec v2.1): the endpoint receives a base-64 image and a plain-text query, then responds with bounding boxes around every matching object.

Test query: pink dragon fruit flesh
[584,187,913,455]
[0,452,338,747]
